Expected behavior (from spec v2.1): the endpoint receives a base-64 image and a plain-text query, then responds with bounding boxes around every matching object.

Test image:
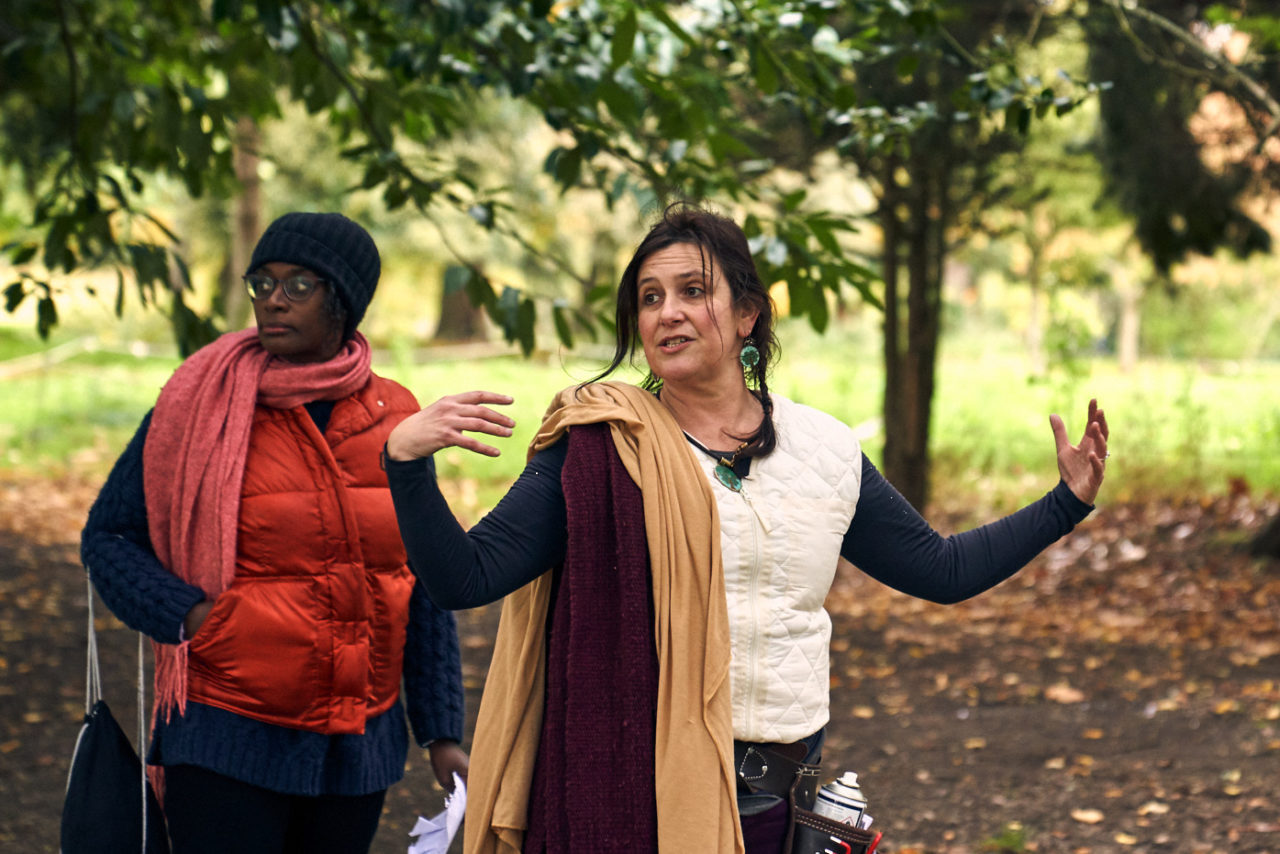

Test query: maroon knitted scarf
[523,422,660,853]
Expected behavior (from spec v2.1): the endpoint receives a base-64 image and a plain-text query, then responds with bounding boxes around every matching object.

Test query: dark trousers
[740,799,791,854]
[162,764,386,854]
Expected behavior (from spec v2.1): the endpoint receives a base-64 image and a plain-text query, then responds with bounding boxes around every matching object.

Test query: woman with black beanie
[81,212,468,854]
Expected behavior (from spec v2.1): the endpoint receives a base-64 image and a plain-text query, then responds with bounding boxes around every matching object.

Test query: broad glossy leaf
[36,296,58,340]
[4,282,25,314]
[552,302,573,348]
[611,9,637,69]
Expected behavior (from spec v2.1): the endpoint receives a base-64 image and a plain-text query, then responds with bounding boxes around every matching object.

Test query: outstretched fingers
[437,392,516,457]
[1050,399,1110,506]
[386,390,516,460]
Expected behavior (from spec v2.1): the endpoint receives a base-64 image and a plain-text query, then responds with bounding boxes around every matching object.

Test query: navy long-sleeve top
[387,438,1092,612]
[81,406,465,797]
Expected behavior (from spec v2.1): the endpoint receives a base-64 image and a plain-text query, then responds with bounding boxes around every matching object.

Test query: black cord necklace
[684,433,750,492]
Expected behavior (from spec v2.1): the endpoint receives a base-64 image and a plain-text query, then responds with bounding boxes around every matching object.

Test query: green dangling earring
[739,336,760,371]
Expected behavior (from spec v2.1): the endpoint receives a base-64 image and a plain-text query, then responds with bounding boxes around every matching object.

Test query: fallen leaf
[1046,682,1086,703]
[1072,808,1105,824]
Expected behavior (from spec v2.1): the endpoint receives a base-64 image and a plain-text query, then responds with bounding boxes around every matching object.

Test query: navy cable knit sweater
[81,408,465,797]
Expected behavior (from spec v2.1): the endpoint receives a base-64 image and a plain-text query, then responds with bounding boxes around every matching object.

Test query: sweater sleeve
[79,411,207,643]
[402,578,465,747]
[387,438,569,610]
[841,454,1092,604]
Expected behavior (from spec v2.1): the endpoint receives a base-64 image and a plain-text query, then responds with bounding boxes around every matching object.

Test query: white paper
[407,773,467,854]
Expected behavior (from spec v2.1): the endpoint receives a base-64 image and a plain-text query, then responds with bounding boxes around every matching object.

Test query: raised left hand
[427,739,469,792]
[1049,398,1109,506]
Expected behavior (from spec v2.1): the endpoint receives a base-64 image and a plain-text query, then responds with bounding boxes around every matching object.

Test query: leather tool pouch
[787,798,876,854]
[734,742,880,854]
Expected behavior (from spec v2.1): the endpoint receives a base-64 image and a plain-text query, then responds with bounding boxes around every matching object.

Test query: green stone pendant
[714,463,743,492]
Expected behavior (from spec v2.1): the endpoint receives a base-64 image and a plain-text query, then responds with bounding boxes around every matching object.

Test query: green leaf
[10,244,37,266]
[807,282,829,333]
[598,80,638,124]
[443,264,472,295]
[546,146,583,189]
[517,297,536,355]
[707,132,755,162]
[752,39,780,95]
[586,283,614,305]
[495,286,521,342]
[257,0,284,38]
[212,0,243,22]
[362,162,388,190]
[808,219,841,257]
[552,302,573,349]
[36,296,58,340]
[782,189,807,212]
[573,307,599,342]
[611,9,637,69]
[4,282,25,313]
[466,271,496,312]
[44,217,72,272]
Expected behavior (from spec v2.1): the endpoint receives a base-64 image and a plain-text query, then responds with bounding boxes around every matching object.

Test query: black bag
[61,578,169,854]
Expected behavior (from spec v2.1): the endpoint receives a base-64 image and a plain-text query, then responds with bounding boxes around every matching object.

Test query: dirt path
[1,475,1276,854]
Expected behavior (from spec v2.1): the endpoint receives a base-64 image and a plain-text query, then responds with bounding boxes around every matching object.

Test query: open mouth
[660,336,692,349]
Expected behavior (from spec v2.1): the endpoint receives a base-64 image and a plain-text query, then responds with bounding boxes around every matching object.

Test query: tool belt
[734,740,879,854]
[733,740,821,811]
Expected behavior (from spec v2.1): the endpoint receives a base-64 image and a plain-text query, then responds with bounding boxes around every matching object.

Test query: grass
[2,317,1278,520]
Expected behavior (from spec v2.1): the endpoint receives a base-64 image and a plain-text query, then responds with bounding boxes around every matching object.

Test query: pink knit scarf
[142,328,372,720]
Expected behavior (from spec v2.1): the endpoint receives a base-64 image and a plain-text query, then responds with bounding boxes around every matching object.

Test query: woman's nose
[263,283,291,307]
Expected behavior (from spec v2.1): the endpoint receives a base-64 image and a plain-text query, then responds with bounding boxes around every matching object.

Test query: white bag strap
[137,630,149,854]
[84,575,102,713]
[83,573,153,854]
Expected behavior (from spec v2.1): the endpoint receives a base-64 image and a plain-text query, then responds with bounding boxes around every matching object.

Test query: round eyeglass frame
[243,273,325,303]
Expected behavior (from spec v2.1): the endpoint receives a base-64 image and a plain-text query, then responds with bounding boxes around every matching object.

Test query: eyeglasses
[243,273,324,303]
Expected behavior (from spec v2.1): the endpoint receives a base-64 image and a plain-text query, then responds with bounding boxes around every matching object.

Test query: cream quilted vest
[686,394,862,743]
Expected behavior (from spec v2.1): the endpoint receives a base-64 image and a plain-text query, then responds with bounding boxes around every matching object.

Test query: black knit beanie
[246,212,380,339]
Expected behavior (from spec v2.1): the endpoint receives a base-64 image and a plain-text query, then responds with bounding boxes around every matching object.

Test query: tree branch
[55,0,81,169]
[1101,0,1280,154]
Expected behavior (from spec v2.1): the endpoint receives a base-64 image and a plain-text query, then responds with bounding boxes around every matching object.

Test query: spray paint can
[812,771,867,826]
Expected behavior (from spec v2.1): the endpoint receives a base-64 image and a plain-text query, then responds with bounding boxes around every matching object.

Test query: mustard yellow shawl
[462,381,743,854]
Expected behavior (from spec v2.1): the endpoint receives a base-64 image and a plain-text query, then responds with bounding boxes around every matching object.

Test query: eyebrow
[637,269,707,287]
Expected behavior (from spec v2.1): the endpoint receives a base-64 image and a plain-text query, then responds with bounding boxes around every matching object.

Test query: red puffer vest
[184,374,419,734]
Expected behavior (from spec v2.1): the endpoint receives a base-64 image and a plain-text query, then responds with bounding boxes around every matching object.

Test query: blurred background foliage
[2,0,1279,513]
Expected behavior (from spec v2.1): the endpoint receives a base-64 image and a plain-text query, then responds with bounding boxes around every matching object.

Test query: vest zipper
[739,482,764,736]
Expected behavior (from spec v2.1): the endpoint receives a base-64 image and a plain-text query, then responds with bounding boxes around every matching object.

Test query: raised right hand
[385,390,515,461]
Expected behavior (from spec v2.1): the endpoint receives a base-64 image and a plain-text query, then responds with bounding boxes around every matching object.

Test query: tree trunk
[435,288,487,342]
[880,156,905,491]
[226,117,261,331]
[880,150,945,512]
[1114,264,1144,373]
[1025,224,1047,377]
